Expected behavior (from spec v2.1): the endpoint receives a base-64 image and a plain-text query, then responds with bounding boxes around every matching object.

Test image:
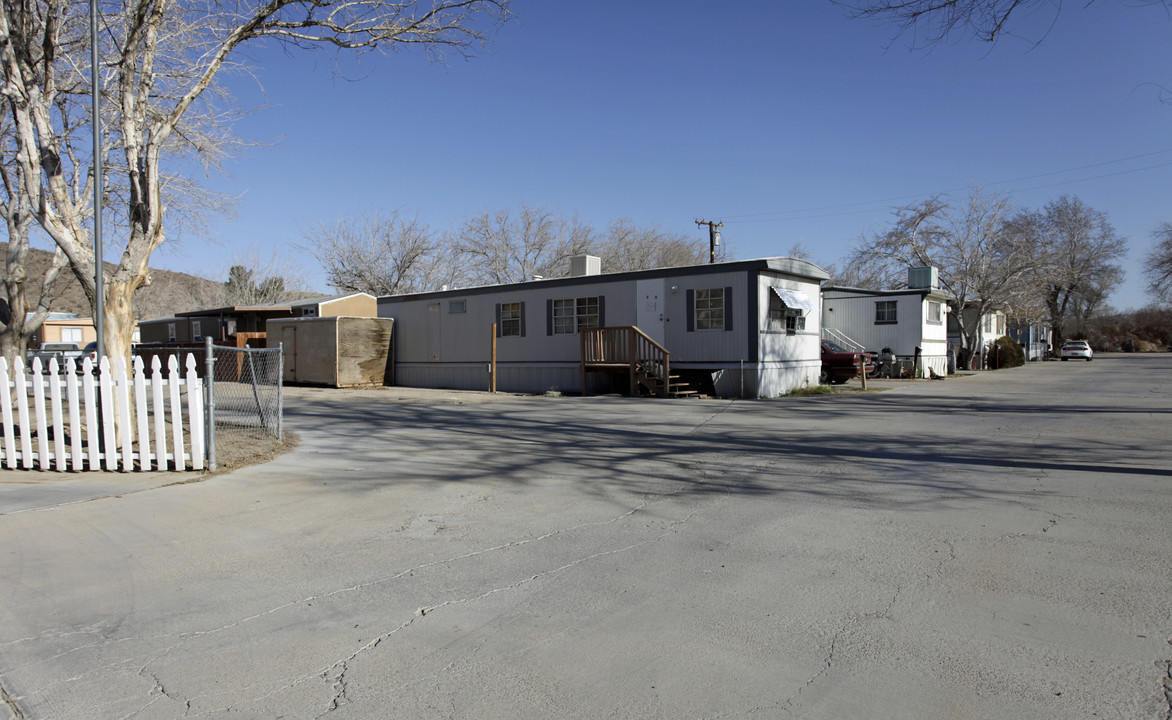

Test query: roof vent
[569,255,601,277]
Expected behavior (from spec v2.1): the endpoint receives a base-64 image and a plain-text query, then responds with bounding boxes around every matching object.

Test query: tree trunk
[102,278,139,370]
[1,260,29,368]
[1046,290,1065,347]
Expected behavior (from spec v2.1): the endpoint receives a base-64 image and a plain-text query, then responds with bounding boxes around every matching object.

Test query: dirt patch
[206,429,300,476]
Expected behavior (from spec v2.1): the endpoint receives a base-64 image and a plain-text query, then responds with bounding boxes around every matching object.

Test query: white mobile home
[377,256,828,398]
[821,268,955,377]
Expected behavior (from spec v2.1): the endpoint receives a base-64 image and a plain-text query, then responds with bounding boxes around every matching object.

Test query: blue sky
[159,1,1171,310]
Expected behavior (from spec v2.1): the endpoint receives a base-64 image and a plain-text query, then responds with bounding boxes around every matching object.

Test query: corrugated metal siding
[663,270,751,362]
[381,280,640,366]
[757,276,823,371]
[395,362,600,394]
[381,272,767,368]
[822,292,948,356]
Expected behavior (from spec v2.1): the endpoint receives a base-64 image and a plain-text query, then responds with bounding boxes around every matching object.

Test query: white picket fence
[0,354,205,472]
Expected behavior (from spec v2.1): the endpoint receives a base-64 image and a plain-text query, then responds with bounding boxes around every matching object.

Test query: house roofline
[823,285,956,302]
[379,257,829,303]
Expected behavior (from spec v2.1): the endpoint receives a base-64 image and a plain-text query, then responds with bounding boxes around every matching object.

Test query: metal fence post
[205,336,216,471]
[277,341,284,442]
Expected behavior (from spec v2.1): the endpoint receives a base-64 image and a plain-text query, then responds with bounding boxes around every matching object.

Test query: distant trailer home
[821,267,955,377]
[377,256,829,398]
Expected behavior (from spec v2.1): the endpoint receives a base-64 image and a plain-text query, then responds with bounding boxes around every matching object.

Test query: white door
[636,279,666,346]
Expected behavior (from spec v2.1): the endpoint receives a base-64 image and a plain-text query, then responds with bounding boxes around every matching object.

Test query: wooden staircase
[580,326,698,398]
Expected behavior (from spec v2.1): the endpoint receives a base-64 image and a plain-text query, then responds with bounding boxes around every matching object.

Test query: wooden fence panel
[65,363,84,470]
[168,356,185,470]
[16,360,33,469]
[0,353,205,472]
[32,358,50,467]
[0,358,16,468]
[150,356,167,471]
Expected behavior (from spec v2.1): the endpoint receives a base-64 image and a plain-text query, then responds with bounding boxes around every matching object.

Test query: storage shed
[267,316,395,387]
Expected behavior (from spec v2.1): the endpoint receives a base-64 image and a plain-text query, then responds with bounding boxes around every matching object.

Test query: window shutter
[724,286,733,331]
[495,304,502,338]
[519,302,526,337]
[547,299,554,336]
[686,289,695,332]
[598,296,606,327]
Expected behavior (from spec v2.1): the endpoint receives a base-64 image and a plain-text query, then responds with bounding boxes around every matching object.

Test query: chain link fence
[134,341,284,469]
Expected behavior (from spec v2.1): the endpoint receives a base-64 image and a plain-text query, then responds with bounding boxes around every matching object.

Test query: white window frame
[167,323,177,342]
[552,298,576,334]
[500,302,522,337]
[927,301,943,324]
[553,296,600,334]
[61,327,83,343]
[191,320,202,339]
[695,288,725,331]
[576,296,600,331]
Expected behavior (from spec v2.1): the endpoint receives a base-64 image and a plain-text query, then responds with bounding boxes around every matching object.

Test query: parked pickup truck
[27,342,92,370]
[820,341,875,385]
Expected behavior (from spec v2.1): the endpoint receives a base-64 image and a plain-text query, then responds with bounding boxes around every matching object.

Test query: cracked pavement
[1,354,1171,719]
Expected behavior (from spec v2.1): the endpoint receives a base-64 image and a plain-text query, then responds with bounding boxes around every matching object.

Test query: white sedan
[1060,340,1093,361]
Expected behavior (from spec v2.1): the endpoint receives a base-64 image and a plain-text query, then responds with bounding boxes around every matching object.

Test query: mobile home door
[636,279,667,346]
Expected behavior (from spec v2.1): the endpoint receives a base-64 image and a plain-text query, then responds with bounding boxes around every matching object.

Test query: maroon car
[820,341,875,385]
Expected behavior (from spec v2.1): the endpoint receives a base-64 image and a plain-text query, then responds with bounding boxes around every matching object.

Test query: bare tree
[841,0,1170,46]
[1145,222,1172,305]
[453,205,595,285]
[1007,195,1127,345]
[309,210,460,295]
[1,0,511,366]
[592,219,713,273]
[0,14,80,365]
[847,189,1032,366]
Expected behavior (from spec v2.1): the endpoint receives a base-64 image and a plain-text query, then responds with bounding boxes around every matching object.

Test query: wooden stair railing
[580,326,696,398]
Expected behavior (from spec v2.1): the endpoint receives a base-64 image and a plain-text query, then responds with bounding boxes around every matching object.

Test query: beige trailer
[267,316,395,387]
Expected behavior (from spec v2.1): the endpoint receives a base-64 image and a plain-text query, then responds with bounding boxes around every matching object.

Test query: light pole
[90,0,104,360]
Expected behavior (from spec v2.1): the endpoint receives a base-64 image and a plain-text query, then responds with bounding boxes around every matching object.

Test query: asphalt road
[1,355,1170,719]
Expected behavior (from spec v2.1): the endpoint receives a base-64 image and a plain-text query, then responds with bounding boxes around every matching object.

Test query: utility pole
[695,220,723,264]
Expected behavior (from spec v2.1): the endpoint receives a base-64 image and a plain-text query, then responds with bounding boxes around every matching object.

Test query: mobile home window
[928,301,943,324]
[550,296,603,335]
[576,296,600,330]
[695,288,725,330]
[61,327,83,343]
[449,299,466,314]
[499,302,522,337]
[191,320,202,339]
[875,301,897,325]
[167,323,177,341]
[768,293,805,335]
[552,298,576,334]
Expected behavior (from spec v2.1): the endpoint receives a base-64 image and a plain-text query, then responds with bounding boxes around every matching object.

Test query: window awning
[771,287,816,312]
